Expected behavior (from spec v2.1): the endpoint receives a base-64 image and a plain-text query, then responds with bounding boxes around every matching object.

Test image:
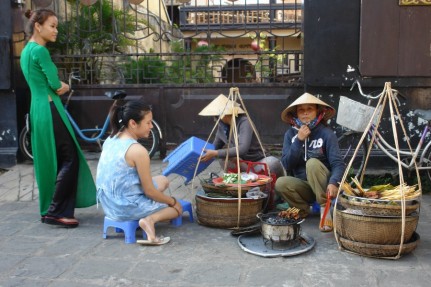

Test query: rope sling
[333,82,422,259]
[192,87,270,228]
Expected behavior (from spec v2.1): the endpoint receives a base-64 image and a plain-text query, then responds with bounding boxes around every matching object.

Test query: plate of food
[212,173,272,187]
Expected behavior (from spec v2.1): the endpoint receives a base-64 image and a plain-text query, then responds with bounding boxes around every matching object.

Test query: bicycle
[19,72,163,161]
[336,74,431,183]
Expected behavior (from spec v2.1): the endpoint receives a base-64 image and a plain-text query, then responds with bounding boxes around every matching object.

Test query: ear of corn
[340,179,421,201]
[351,177,365,197]
[378,184,420,200]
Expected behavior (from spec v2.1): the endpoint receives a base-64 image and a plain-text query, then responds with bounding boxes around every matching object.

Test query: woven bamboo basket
[338,232,420,258]
[195,195,263,228]
[335,210,419,245]
[339,195,420,217]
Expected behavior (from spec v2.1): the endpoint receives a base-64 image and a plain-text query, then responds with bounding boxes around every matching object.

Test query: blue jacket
[280,124,345,186]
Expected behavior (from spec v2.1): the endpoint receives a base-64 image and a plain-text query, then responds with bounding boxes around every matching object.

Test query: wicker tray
[338,232,420,258]
[335,210,419,245]
[200,180,269,197]
[339,194,420,217]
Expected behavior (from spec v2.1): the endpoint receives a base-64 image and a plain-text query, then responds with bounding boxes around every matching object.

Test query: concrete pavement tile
[372,268,431,286]
[0,235,50,256]
[0,189,19,201]
[0,167,20,182]
[176,262,242,286]
[0,277,52,287]
[38,236,102,258]
[0,201,36,213]
[127,261,187,285]
[0,220,34,237]
[0,254,26,278]
[88,239,146,259]
[67,258,133,281]
[9,256,77,280]
[46,281,103,287]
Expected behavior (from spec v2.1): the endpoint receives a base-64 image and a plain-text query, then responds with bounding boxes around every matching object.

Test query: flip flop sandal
[137,236,171,246]
[319,219,333,233]
[319,193,333,233]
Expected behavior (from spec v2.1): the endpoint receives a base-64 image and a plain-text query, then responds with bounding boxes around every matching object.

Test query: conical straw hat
[198,94,245,117]
[281,92,336,123]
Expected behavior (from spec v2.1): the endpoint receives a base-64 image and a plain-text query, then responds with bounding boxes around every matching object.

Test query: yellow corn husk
[379,184,420,200]
[351,177,365,197]
[341,182,358,196]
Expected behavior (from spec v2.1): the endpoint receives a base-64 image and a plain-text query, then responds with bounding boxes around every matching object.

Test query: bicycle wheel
[337,131,367,180]
[19,126,33,161]
[137,127,159,159]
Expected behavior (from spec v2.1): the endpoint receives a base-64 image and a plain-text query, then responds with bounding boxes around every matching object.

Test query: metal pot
[257,212,305,243]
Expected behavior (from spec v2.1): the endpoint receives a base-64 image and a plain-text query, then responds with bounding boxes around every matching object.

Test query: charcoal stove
[257,212,305,250]
[237,212,315,257]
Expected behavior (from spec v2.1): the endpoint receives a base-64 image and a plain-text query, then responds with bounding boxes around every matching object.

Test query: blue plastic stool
[170,199,194,227]
[310,199,335,215]
[103,217,147,244]
[311,201,321,214]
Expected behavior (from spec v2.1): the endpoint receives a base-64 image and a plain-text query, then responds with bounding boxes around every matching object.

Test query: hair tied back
[24,9,33,19]
[118,105,125,124]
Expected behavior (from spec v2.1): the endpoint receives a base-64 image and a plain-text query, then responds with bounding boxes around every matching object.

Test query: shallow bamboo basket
[335,210,419,245]
[339,194,420,217]
[338,232,420,258]
[195,195,263,228]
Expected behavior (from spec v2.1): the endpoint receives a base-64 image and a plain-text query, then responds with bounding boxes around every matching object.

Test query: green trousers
[275,158,330,216]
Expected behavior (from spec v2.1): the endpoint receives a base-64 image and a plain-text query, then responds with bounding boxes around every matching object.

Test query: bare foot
[139,217,156,241]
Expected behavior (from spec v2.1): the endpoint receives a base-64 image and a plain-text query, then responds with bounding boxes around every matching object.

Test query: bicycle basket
[336,96,376,132]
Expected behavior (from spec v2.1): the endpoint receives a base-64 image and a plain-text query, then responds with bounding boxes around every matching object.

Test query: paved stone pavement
[0,152,430,287]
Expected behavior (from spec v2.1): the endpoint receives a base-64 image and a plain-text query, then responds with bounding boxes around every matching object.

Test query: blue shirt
[280,124,345,186]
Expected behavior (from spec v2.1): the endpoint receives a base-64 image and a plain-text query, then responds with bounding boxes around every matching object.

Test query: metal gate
[13,0,305,155]
[19,0,304,87]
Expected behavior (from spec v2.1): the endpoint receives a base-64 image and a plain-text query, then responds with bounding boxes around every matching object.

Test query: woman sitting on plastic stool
[199,94,285,179]
[96,100,182,246]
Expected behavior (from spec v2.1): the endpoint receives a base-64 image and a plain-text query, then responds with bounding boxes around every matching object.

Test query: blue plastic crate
[162,137,215,183]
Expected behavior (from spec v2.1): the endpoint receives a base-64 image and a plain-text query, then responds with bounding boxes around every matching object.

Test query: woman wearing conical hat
[199,94,285,178]
[275,93,345,232]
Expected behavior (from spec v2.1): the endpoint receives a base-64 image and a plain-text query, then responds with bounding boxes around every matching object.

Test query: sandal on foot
[319,218,333,232]
[319,194,333,232]
[137,236,170,246]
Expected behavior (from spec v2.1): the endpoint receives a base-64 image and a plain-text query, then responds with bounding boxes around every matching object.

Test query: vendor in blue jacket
[275,93,344,232]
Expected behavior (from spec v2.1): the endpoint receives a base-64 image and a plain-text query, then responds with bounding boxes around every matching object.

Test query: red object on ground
[319,193,331,229]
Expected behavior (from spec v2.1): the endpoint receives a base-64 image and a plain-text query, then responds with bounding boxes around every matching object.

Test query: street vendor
[275,93,345,232]
[199,94,285,179]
